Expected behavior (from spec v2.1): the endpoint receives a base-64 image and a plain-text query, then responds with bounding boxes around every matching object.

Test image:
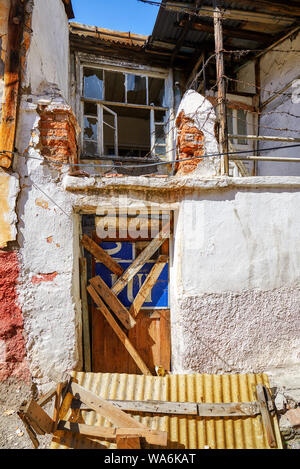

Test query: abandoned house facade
[0,0,300,408]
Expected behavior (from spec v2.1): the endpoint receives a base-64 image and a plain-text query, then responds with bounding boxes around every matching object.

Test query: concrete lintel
[63,175,300,193]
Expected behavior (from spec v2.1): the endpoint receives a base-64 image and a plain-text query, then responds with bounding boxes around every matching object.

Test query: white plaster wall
[171,187,300,374]
[24,0,70,101]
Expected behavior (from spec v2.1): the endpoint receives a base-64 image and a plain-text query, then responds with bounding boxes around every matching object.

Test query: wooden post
[213,0,229,175]
[0,0,24,169]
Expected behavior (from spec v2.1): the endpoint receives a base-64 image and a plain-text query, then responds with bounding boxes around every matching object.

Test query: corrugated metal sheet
[69,22,148,49]
[51,372,283,449]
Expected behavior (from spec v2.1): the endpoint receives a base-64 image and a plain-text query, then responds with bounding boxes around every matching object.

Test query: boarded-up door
[90,236,171,375]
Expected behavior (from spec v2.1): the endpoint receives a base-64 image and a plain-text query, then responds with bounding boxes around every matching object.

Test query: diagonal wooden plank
[87,285,152,376]
[112,222,170,296]
[129,255,169,318]
[256,384,277,448]
[90,276,136,330]
[81,234,123,276]
[69,381,148,429]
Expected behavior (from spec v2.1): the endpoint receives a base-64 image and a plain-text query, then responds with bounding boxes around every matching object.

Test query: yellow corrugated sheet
[50,372,283,449]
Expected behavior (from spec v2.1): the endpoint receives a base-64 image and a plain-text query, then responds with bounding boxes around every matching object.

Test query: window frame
[78,59,171,161]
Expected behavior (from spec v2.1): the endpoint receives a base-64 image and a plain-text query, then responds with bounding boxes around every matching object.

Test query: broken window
[81,66,169,161]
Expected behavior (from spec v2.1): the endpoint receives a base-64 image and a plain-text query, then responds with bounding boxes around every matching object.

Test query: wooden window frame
[80,63,170,160]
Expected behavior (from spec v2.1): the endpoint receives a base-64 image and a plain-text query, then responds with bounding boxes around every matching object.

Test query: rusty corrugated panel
[51,372,282,449]
[69,22,148,49]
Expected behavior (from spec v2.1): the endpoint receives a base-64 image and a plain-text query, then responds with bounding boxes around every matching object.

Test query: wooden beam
[17,412,39,449]
[256,384,277,448]
[58,420,167,446]
[87,285,152,375]
[79,258,91,371]
[220,0,300,18]
[90,275,136,329]
[0,0,25,169]
[129,255,169,318]
[71,398,260,417]
[179,19,273,43]
[213,0,229,175]
[165,2,294,25]
[53,382,64,433]
[69,381,148,429]
[81,234,124,276]
[20,400,54,434]
[112,222,170,296]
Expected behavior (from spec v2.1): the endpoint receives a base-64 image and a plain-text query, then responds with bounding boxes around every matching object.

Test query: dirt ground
[0,379,52,450]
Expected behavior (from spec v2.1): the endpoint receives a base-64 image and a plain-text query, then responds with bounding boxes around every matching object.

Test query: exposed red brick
[31,272,58,285]
[175,110,204,175]
[0,251,30,383]
[38,107,79,166]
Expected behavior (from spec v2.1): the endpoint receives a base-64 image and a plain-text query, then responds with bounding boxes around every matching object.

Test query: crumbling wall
[175,90,219,176]
[0,0,82,391]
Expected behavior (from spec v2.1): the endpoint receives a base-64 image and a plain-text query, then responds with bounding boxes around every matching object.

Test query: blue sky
[70,0,161,36]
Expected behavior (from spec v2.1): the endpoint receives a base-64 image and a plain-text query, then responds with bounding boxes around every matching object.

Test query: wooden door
[90,236,171,375]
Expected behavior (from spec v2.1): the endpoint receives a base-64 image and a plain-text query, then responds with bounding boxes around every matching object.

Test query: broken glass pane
[83,68,104,100]
[83,117,98,140]
[84,102,97,116]
[149,77,166,107]
[83,140,98,156]
[155,124,166,146]
[126,74,147,105]
[105,70,125,102]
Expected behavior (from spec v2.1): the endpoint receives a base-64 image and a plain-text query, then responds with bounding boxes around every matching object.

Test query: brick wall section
[39,106,79,166]
[0,250,30,382]
[175,110,205,175]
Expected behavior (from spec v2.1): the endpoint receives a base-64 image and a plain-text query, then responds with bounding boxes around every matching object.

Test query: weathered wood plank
[17,412,39,449]
[71,398,260,417]
[52,382,64,433]
[79,258,92,371]
[87,285,152,375]
[116,435,141,449]
[112,222,170,296]
[90,275,136,329]
[22,400,54,434]
[58,420,167,446]
[81,234,123,276]
[256,384,277,448]
[69,381,148,429]
[0,0,24,169]
[129,255,168,318]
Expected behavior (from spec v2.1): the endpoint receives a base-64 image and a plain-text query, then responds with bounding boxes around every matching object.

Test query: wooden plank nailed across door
[90,275,136,329]
[87,285,152,375]
[81,234,124,276]
[111,222,170,296]
[129,255,169,318]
